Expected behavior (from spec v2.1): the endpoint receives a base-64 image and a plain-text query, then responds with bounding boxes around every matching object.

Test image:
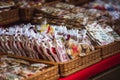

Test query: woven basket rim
[1,54,58,65]
[58,49,100,64]
[25,66,58,80]
[95,41,116,48]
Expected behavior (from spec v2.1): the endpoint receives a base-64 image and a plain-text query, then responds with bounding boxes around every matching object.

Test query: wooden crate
[0,54,59,80]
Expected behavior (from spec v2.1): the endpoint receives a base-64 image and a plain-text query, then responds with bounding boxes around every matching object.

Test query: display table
[59,53,120,80]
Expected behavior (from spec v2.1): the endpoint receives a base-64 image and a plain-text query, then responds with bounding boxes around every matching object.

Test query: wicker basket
[19,7,34,22]
[0,9,19,25]
[95,42,120,59]
[58,49,101,77]
[81,49,101,68]
[0,54,59,80]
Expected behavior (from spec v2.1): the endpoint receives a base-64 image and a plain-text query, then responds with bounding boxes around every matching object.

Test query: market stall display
[0,22,95,61]
[0,22,102,77]
[33,2,115,27]
[32,1,120,59]
[0,0,120,79]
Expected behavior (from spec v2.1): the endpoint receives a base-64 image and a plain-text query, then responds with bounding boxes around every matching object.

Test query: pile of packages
[33,2,85,26]
[33,1,117,26]
[0,22,95,62]
[32,2,120,46]
[82,0,120,35]
[83,0,120,20]
[0,55,48,80]
[85,21,120,46]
